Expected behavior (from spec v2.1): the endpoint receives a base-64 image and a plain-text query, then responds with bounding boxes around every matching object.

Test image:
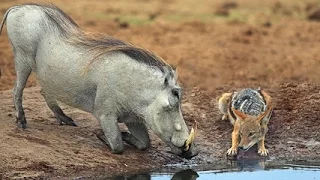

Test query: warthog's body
[0,4,197,158]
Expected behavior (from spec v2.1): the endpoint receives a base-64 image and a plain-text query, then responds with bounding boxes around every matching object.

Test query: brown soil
[0,0,320,179]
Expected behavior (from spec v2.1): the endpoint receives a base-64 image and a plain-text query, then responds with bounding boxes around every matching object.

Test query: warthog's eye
[239,132,243,137]
[172,88,181,99]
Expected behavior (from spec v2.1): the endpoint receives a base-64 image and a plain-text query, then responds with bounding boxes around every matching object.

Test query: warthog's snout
[180,142,199,159]
[168,140,199,159]
[169,121,199,159]
[181,121,198,159]
[183,122,196,151]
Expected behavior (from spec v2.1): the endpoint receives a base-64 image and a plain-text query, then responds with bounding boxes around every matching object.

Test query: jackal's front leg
[258,135,268,156]
[227,122,240,156]
[258,124,269,156]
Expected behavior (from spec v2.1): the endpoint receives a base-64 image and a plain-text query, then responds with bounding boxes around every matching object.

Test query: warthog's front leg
[122,121,150,150]
[94,114,124,154]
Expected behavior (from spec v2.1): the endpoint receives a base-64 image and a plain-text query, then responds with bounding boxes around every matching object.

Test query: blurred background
[1,0,320,93]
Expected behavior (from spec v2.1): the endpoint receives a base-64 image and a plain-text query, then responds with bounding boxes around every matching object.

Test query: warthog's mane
[22,3,170,73]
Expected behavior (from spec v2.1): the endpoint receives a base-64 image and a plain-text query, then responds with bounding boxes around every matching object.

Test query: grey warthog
[0,4,198,158]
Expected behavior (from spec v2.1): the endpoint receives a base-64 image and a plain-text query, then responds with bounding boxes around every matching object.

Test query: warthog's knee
[110,142,124,154]
[94,129,124,154]
[139,144,150,150]
[137,140,150,150]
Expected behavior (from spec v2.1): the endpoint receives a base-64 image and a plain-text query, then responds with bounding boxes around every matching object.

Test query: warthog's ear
[172,69,178,82]
[171,64,179,82]
[232,108,247,120]
[163,66,172,86]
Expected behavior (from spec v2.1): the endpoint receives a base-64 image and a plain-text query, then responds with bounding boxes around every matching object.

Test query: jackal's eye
[248,132,254,137]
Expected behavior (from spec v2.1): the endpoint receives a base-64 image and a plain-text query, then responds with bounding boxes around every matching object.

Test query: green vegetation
[83,0,320,26]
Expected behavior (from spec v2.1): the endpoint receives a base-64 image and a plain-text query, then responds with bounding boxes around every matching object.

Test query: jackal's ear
[258,109,272,124]
[258,111,267,122]
[232,108,247,120]
[258,90,273,124]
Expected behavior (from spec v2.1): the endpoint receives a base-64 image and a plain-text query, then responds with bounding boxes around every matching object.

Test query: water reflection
[229,159,266,171]
[111,169,199,180]
[171,169,199,180]
[107,160,320,180]
[112,174,150,180]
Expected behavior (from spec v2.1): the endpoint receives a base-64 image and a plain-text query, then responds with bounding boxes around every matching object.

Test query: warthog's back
[1,3,173,113]
[4,4,79,54]
[5,4,78,35]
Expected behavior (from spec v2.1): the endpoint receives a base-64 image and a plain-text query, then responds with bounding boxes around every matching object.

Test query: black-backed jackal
[218,88,273,156]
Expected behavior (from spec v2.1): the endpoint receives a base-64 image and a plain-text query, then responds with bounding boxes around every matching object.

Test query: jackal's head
[233,108,269,151]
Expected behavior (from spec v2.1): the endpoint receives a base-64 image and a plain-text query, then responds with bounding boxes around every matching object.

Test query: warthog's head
[144,68,198,159]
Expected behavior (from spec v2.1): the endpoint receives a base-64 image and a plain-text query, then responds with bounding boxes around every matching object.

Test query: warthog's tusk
[184,121,197,151]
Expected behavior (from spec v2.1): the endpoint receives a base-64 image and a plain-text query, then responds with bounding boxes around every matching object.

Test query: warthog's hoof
[57,115,77,126]
[94,129,107,144]
[121,132,135,146]
[16,117,27,129]
[121,132,150,150]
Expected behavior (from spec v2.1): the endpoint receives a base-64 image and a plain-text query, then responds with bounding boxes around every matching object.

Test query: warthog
[0,4,198,158]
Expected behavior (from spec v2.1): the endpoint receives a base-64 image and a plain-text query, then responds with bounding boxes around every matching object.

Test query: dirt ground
[1,0,320,179]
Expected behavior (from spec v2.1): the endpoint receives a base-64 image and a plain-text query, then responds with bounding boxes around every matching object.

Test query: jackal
[218,88,273,156]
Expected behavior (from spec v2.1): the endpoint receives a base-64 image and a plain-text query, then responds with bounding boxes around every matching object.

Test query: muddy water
[103,160,320,180]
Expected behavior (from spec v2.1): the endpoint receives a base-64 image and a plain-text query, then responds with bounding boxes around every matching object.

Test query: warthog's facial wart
[174,123,182,131]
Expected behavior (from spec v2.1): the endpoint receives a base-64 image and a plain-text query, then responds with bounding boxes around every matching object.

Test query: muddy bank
[0,0,320,178]
[0,83,319,178]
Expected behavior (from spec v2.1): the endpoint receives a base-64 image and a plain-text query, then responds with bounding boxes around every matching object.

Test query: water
[107,160,320,180]
[152,167,319,180]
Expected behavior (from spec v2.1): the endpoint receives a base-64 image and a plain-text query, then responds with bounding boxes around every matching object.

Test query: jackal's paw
[258,148,269,156]
[227,147,238,156]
